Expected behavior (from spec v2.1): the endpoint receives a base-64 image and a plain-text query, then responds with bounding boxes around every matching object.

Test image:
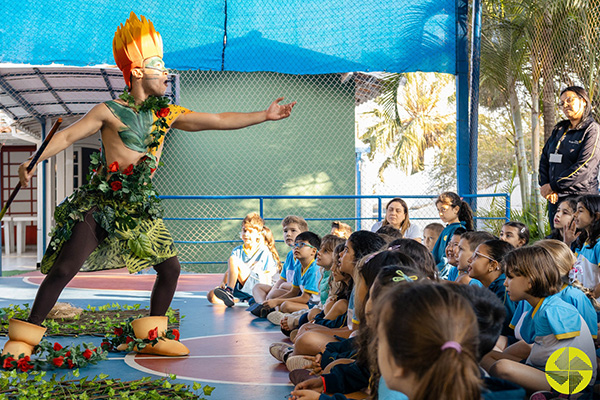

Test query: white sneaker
[286,355,313,371]
[269,342,293,362]
[267,311,288,326]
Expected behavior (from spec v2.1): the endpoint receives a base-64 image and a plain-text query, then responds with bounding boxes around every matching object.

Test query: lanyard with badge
[549,128,567,164]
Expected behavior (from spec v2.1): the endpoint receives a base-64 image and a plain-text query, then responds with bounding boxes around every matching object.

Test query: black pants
[28,210,180,325]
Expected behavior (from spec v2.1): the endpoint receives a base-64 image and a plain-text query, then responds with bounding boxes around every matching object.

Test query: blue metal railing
[158,193,510,267]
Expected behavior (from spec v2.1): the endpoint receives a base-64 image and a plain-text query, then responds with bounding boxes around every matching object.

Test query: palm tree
[359,72,455,179]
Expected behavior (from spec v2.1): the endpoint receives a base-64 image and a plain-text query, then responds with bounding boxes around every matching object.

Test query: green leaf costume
[41,99,191,274]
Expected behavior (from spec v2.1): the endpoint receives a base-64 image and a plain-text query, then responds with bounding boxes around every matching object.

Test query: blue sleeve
[323,362,370,394]
[469,279,484,287]
[302,265,320,295]
[544,303,582,340]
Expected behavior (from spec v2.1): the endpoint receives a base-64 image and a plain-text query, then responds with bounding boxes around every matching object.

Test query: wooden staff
[0,118,63,221]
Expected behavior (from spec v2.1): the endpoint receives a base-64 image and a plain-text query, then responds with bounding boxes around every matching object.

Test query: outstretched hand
[266,97,297,121]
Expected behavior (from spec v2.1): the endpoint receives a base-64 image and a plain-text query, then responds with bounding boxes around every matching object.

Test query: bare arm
[172,97,296,132]
[19,104,107,187]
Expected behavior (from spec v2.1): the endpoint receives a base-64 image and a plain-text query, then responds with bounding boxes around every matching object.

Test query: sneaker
[260,306,275,318]
[286,355,313,371]
[269,342,294,362]
[267,311,288,326]
[213,287,235,307]
[247,302,263,314]
[289,369,312,385]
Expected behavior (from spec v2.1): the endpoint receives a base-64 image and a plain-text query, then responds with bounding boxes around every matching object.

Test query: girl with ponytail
[375,283,481,400]
[431,192,474,269]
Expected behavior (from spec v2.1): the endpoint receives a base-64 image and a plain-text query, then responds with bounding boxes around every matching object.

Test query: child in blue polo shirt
[431,192,474,269]
[249,216,307,315]
[467,239,516,336]
[262,232,322,314]
[487,246,597,393]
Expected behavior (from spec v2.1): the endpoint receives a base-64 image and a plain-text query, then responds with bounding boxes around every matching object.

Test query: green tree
[359,72,455,179]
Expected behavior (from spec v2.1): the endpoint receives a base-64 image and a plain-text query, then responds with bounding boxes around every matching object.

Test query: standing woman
[371,197,422,241]
[539,86,600,228]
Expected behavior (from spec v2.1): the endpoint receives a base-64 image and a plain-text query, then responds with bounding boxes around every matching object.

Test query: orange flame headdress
[113,12,163,87]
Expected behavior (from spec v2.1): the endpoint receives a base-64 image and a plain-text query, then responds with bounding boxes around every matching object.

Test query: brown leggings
[28,210,180,325]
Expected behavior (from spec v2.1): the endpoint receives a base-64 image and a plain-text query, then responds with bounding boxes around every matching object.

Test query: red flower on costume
[65,351,71,358]
[82,349,93,360]
[3,357,15,369]
[125,336,134,344]
[111,181,122,191]
[108,161,119,172]
[101,340,111,350]
[123,164,134,176]
[150,168,156,174]
[114,327,124,336]
[157,107,170,118]
[148,327,159,341]
[52,356,64,367]
[67,359,75,369]
[17,356,33,372]
[53,342,63,351]
[172,329,180,341]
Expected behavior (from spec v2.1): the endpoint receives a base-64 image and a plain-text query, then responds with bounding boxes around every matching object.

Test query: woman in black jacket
[539,86,600,228]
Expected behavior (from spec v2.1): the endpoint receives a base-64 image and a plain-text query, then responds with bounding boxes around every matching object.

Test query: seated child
[375,283,482,399]
[439,227,466,280]
[208,212,279,307]
[454,231,495,286]
[422,222,444,252]
[546,197,579,245]
[283,242,353,334]
[330,221,352,239]
[499,221,529,248]
[431,191,474,269]
[267,234,346,326]
[488,246,597,393]
[251,215,308,306]
[466,239,516,335]
[270,231,386,364]
[261,232,322,315]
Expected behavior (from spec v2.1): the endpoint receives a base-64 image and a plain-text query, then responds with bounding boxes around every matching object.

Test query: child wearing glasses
[261,232,322,315]
[467,239,516,335]
[208,212,279,307]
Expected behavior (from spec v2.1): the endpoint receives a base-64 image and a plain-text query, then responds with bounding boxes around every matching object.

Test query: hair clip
[520,227,526,233]
[387,245,401,251]
[364,253,377,264]
[392,270,418,283]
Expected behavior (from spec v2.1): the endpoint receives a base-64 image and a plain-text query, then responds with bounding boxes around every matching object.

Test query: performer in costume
[1,12,296,358]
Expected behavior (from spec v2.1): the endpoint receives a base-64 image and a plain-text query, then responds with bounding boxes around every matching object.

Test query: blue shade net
[0,0,457,74]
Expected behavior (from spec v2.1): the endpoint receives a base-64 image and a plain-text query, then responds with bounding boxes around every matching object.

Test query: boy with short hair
[423,222,444,252]
[249,216,307,314]
[440,227,466,280]
[262,232,322,315]
[455,231,495,286]
[208,213,278,307]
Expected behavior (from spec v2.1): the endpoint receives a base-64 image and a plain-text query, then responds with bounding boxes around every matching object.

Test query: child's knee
[280,301,292,313]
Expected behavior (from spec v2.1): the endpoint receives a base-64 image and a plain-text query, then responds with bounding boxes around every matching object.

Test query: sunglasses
[294,242,316,250]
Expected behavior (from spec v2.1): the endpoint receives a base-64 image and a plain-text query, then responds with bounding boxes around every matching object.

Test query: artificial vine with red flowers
[1,340,106,372]
[101,318,181,353]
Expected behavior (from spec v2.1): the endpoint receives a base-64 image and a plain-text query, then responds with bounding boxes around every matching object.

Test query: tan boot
[1,319,46,357]
[130,316,189,357]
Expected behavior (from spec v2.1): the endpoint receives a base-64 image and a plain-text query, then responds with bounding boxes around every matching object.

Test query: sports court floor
[0,266,294,400]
